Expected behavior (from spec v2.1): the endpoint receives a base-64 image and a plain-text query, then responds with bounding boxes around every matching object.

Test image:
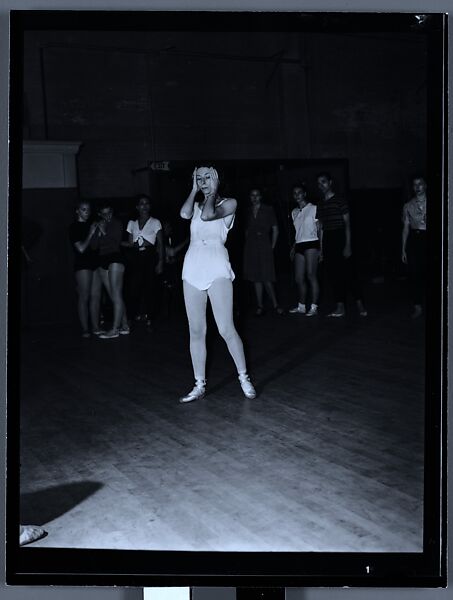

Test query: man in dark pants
[316,172,367,318]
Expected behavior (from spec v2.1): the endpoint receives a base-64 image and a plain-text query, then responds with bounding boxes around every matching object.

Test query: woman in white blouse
[126,195,164,329]
[289,183,322,317]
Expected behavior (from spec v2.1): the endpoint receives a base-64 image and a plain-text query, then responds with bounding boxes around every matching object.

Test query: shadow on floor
[20,481,103,525]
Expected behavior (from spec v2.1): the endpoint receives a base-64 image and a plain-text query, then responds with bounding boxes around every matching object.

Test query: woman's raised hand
[192,167,199,193]
[209,167,219,197]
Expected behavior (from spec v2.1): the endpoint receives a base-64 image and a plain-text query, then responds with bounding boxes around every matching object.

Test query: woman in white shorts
[179,166,256,403]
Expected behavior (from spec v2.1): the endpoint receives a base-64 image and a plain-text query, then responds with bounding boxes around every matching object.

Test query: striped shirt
[317,195,349,232]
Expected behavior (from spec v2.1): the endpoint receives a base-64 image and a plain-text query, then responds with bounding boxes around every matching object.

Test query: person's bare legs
[108,263,126,330]
[294,253,307,305]
[89,268,103,332]
[253,281,264,312]
[289,253,307,314]
[98,264,127,336]
[263,281,279,309]
[75,269,93,335]
[305,249,320,304]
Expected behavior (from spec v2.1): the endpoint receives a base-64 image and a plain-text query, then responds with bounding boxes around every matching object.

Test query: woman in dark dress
[68,200,102,337]
[243,188,283,315]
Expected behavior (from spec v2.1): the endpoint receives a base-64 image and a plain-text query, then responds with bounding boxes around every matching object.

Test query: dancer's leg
[75,270,92,333]
[107,263,127,330]
[208,278,247,374]
[305,249,320,305]
[294,253,307,304]
[183,280,208,381]
[89,268,103,331]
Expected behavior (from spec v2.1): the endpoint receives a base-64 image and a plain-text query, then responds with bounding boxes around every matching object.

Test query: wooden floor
[18,281,425,552]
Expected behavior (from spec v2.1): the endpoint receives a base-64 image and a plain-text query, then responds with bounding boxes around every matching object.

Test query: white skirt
[182,240,235,291]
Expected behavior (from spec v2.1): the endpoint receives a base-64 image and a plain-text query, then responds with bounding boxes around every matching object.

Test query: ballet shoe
[179,380,206,404]
[238,373,257,399]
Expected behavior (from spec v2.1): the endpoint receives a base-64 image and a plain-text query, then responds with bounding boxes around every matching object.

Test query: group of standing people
[69,167,427,404]
[69,194,182,340]
[241,172,427,321]
[242,172,367,319]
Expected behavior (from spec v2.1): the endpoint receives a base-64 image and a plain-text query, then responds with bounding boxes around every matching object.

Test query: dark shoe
[255,307,265,316]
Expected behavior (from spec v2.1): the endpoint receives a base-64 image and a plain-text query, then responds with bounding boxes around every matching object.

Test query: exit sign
[149,161,170,171]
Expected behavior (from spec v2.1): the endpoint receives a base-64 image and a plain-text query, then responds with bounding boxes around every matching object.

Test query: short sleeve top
[246,204,277,238]
[292,203,319,243]
[69,221,91,249]
[91,217,123,255]
[317,194,349,232]
[68,221,98,269]
[127,217,162,246]
[402,198,426,231]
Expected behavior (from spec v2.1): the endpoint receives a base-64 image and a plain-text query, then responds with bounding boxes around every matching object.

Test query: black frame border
[6,9,448,588]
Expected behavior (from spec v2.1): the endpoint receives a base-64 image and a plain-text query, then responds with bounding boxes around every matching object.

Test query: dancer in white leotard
[179,166,256,403]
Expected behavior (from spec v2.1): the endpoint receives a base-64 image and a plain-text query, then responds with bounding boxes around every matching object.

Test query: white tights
[183,278,247,382]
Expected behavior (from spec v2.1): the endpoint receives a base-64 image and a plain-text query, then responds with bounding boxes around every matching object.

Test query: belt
[190,239,224,246]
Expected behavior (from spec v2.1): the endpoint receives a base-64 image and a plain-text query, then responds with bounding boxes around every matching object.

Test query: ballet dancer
[179,166,256,403]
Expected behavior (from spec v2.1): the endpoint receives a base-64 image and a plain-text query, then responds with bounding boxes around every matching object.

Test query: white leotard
[182,200,235,290]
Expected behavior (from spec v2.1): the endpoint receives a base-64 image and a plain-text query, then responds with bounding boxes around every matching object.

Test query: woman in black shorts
[68,200,102,337]
[289,183,321,317]
[91,202,129,339]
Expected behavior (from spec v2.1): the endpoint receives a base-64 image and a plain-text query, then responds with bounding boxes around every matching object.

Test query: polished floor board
[18,289,425,551]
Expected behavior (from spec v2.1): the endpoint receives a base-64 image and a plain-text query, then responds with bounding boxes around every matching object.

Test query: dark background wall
[23,29,427,197]
[19,28,428,325]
